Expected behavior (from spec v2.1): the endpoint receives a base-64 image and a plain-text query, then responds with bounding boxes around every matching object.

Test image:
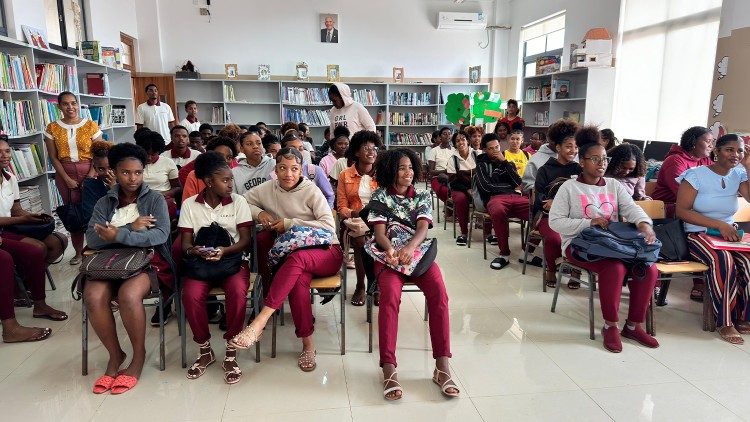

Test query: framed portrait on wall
[320,13,340,43]
[469,66,481,83]
[393,67,404,83]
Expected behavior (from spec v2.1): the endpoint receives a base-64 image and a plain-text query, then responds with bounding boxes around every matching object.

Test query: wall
[5,0,46,40]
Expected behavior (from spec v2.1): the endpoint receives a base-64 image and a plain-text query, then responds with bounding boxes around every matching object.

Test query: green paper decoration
[443,91,503,125]
[444,93,471,125]
[472,91,503,124]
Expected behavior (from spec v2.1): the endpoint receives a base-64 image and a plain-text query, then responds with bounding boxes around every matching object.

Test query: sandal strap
[231,326,259,348]
[434,369,458,390]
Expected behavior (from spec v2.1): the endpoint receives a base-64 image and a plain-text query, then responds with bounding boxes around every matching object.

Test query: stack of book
[283,108,330,126]
[36,63,79,93]
[49,182,64,210]
[0,52,35,90]
[283,87,330,105]
[211,106,227,124]
[82,73,109,96]
[351,89,380,105]
[224,84,236,102]
[6,143,45,180]
[389,132,432,146]
[388,91,433,105]
[39,98,63,126]
[18,185,44,214]
[525,82,551,102]
[0,99,37,136]
[389,112,438,126]
[78,41,102,63]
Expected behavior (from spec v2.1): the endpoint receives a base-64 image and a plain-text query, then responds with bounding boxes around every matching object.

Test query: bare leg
[42,233,66,263]
[116,273,151,378]
[84,279,126,376]
[69,231,84,261]
[1,318,50,342]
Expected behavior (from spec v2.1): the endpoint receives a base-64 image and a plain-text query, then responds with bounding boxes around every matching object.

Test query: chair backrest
[645,181,657,197]
[734,197,750,223]
[643,141,674,161]
[623,139,646,151]
[635,200,666,219]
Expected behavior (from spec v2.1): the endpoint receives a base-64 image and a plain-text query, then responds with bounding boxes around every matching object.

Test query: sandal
[92,375,116,394]
[33,311,68,321]
[229,325,262,349]
[735,321,750,335]
[690,287,704,302]
[719,326,744,345]
[186,342,215,380]
[298,350,316,372]
[222,346,242,384]
[545,271,557,288]
[351,287,366,306]
[110,374,138,394]
[432,368,460,398]
[383,372,403,401]
[2,327,51,343]
[69,256,82,265]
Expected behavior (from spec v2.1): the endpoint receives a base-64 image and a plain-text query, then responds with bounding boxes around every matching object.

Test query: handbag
[56,203,87,232]
[652,218,689,262]
[4,215,55,240]
[571,222,662,265]
[343,217,368,238]
[268,225,333,269]
[183,222,243,281]
[72,247,158,300]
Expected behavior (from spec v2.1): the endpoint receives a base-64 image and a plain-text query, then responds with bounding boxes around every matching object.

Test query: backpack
[470,171,485,212]
[570,222,662,266]
[448,155,471,192]
[182,222,243,280]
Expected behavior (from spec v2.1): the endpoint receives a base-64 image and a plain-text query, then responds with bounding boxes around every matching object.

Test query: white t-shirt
[143,156,178,192]
[110,203,140,227]
[135,102,175,140]
[180,118,201,133]
[160,149,200,168]
[359,174,373,207]
[445,150,476,174]
[428,146,454,171]
[330,157,349,181]
[178,192,253,243]
[0,170,20,217]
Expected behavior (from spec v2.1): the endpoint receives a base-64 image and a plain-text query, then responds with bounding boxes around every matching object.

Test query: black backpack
[182,222,243,280]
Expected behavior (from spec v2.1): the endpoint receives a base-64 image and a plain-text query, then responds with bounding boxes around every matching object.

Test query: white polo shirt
[143,156,179,193]
[428,145,454,171]
[160,148,200,168]
[180,118,201,133]
[0,170,19,217]
[178,192,253,243]
[135,102,175,140]
[445,150,476,174]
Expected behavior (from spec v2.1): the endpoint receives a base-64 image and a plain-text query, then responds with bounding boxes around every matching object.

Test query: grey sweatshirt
[548,177,651,251]
[522,144,560,191]
[232,155,275,195]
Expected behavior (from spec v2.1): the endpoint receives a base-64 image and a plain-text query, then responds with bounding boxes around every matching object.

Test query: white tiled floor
[4,210,749,421]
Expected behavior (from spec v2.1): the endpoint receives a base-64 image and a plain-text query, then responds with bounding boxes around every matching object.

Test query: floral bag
[268,225,334,269]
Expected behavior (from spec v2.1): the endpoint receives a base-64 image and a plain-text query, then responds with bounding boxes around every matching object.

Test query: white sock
[604,321,618,329]
[626,322,636,330]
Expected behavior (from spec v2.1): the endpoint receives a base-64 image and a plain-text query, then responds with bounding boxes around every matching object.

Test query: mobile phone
[197,246,217,254]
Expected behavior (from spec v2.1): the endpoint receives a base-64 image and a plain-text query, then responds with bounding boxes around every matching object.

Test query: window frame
[120,32,136,72]
[47,0,89,53]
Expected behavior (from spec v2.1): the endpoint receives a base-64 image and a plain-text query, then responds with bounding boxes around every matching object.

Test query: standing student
[500,99,525,130]
[329,83,376,135]
[162,125,200,168]
[0,136,68,322]
[445,131,476,246]
[428,127,453,204]
[504,130,529,177]
[199,123,213,144]
[232,129,275,195]
[135,84,175,140]
[475,133,529,270]
[135,131,180,220]
[179,152,253,384]
[84,142,174,394]
[180,100,201,133]
[549,141,659,353]
[320,126,350,178]
[44,91,104,264]
[493,120,512,152]
[366,148,457,401]
[231,148,343,373]
[605,143,650,200]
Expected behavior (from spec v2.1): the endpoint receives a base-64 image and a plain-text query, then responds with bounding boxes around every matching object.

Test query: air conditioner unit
[437,12,487,30]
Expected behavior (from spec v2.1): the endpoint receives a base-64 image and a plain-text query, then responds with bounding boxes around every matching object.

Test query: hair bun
[575,125,601,147]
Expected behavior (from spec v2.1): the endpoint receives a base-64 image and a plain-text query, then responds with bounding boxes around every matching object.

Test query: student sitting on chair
[279,131,335,207]
[445,131,476,247]
[320,126,350,178]
[605,143,651,201]
[549,138,659,353]
[162,125,200,168]
[231,148,343,373]
[504,129,530,177]
[135,130,181,220]
[428,127,453,205]
[232,129,275,196]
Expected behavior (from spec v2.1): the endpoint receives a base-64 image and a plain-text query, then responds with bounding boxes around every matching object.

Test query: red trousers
[255,230,276,297]
[565,247,657,323]
[2,232,47,301]
[486,194,529,256]
[182,262,250,343]
[264,246,344,338]
[375,262,451,367]
[452,190,471,235]
[430,177,449,202]
[537,217,561,272]
[0,250,16,320]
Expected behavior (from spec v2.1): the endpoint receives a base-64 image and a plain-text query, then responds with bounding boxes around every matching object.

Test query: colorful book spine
[388,112,438,126]
[0,99,37,136]
[0,53,35,90]
[388,91,433,105]
[388,132,432,146]
[36,63,79,93]
[39,98,63,126]
[282,108,331,126]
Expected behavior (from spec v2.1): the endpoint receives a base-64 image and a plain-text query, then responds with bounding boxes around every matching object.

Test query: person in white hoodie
[232,130,275,195]
[329,83,376,136]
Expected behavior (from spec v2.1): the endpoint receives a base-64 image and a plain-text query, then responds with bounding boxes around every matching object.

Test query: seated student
[365,148,457,400]
[189,131,205,153]
[180,100,201,133]
[135,130,180,219]
[262,133,281,159]
[428,127,454,204]
[549,140,659,353]
[600,128,618,151]
[162,125,200,168]
[199,123,213,144]
[336,130,380,306]
[85,142,174,394]
[504,129,529,177]
[183,137,238,202]
[445,131,476,246]
[522,127,572,191]
[493,121,511,152]
[298,122,316,159]
[605,143,650,200]
[232,129,275,195]
[466,125,484,152]
[424,130,441,164]
[254,122,268,137]
[82,141,115,222]
[320,126,350,177]
[676,134,750,344]
[0,136,67,323]
[316,127,332,161]
[179,152,253,384]
[218,124,243,147]
[524,131,545,155]
[279,132,335,207]
[475,133,529,270]
[231,148,343,373]
[534,120,584,288]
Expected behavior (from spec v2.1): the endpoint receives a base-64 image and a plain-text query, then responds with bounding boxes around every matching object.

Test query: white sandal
[298,350,317,372]
[383,372,403,401]
[186,342,215,380]
[432,368,460,398]
[229,325,262,349]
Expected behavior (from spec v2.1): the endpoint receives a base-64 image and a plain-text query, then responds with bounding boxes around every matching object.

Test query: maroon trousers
[2,232,47,302]
[452,190,471,236]
[375,262,451,367]
[430,177,449,202]
[486,194,529,256]
[537,217,562,272]
[264,246,344,338]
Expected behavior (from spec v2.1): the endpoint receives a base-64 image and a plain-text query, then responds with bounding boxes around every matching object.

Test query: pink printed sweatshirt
[329,82,376,135]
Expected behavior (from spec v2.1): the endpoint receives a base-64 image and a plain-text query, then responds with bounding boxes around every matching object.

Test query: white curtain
[612,0,722,142]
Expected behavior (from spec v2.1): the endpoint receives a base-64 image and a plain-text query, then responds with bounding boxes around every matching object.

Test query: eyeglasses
[583,156,609,165]
[361,146,379,152]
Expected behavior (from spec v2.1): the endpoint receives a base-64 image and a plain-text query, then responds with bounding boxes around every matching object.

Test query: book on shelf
[388,91,432,105]
[77,41,102,63]
[563,111,581,123]
[283,87,330,105]
[0,99,37,136]
[224,84,236,102]
[351,89,380,105]
[0,52,35,90]
[35,63,79,93]
[39,98,62,126]
[85,73,107,96]
[532,111,549,126]
[83,104,113,128]
[389,132,431,146]
[283,108,330,126]
[18,185,44,214]
[388,112,438,126]
[6,143,44,180]
[553,79,570,99]
[49,182,64,211]
[375,110,385,125]
[536,55,561,75]
[541,82,552,101]
[211,106,227,124]
[111,105,126,125]
[101,47,120,68]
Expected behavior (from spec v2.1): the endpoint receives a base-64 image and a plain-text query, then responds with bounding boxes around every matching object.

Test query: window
[612,0,722,141]
[120,33,136,72]
[521,13,566,77]
[44,0,88,52]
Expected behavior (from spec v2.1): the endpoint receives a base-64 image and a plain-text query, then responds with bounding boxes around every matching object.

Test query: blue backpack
[570,222,662,265]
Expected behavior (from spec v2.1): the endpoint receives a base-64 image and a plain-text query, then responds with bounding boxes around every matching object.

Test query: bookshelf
[0,35,134,217]
[520,67,615,130]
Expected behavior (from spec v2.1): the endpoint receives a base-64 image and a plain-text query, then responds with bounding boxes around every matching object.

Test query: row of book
[388,91,433,105]
[283,87,330,105]
[36,63,79,93]
[283,108,330,126]
[388,132,432,146]
[0,52,35,90]
[50,182,64,214]
[351,89,381,105]
[0,99,37,136]
[18,185,44,214]
[5,143,45,180]
[212,106,227,124]
[389,112,438,126]
[525,83,551,102]
[39,98,63,126]
[77,41,123,70]
[224,84,236,102]
[531,111,549,126]
[82,73,109,96]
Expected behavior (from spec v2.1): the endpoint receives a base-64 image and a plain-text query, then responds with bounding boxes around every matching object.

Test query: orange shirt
[336,165,378,219]
[44,119,102,161]
[181,170,205,204]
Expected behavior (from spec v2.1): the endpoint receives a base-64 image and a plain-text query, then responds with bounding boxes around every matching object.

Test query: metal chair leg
[423,300,428,321]
[588,271,595,340]
[82,298,88,376]
[367,294,373,353]
[271,313,277,358]
[467,213,474,249]
[656,276,671,307]
[482,220,488,260]
[46,269,56,290]
[551,265,564,312]
[159,297,165,371]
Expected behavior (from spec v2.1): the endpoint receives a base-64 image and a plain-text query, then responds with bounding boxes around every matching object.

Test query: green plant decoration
[472,91,503,124]
[444,93,471,125]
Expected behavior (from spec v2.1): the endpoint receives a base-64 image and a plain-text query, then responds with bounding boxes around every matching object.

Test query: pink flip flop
[110,374,138,395]
[92,374,116,394]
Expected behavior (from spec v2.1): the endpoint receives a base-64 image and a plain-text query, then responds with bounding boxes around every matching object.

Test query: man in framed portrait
[321,15,339,43]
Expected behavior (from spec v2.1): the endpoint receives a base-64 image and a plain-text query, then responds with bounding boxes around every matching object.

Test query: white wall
[85,0,138,46]
[149,0,496,78]
[5,0,47,40]
[718,0,750,37]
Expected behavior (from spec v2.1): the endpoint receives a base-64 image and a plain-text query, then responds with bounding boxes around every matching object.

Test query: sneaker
[487,235,498,246]
[150,303,174,327]
[517,256,543,267]
[490,257,509,270]
[601,325,623,353]
[456,235,467,246]
[621,324,659,348]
